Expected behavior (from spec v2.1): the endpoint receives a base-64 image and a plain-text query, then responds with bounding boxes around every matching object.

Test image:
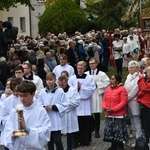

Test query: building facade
[0,0,45,38]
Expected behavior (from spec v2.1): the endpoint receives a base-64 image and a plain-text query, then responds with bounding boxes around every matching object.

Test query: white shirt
[113,40,123,60]
[53,64,75,81]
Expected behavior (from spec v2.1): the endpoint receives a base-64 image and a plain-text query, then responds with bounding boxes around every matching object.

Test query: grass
[105,66,128,84]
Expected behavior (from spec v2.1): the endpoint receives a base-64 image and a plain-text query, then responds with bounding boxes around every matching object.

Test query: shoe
[95,132,100,138]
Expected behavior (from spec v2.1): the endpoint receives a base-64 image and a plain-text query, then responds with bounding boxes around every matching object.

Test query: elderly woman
[124,60,142,147]
[102,75,128,150]
[137,66,150,150]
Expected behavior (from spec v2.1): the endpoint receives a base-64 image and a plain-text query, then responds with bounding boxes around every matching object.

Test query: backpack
[87,46,94,57]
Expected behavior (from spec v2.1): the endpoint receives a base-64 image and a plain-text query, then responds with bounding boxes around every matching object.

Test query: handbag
[135,136,148,150]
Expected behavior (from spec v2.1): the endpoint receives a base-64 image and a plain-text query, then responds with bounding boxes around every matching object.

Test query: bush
[38,0,87,36]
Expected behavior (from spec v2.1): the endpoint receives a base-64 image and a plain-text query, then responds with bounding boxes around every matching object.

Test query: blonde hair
[46,72,56,80]
[77,61,86,67]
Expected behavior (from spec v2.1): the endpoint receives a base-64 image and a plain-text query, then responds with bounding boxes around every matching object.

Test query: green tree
[0,0,33,10]
[86,0,130,30]
[38,0,87,36]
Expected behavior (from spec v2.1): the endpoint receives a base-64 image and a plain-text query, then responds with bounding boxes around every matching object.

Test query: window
[8,17,13,25]
[20,17,26,32]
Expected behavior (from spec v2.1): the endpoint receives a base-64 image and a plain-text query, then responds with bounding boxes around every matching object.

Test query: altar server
[68,61,96,147]
[4,80,51,150]
[58,75,80,150]
[36,72,68,150]
[85,58,110,138]
[0,78,22,147]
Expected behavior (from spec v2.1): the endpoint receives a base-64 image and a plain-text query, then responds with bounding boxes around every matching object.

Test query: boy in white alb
[4,80,51,150]
[0,78,22,148]
[68,61,96,147]
[36,72,68,150]
[58,75,80,150]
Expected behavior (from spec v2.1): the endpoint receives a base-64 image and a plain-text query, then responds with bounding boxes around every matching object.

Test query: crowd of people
[0,20,150,150]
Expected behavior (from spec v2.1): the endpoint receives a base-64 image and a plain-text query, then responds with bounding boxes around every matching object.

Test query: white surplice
[0,95,21,145]
[36,87,68,131]
[68,74,96,116]
[4,102,51,150]
[61,86,80,134]
[85,70,110,113]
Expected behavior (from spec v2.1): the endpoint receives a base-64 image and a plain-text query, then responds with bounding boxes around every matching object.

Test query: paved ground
[61,121,134,150]
[0,121,135,150]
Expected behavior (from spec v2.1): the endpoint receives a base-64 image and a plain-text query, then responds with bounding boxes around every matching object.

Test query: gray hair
[128,60,140,69]
[46,52,51,56]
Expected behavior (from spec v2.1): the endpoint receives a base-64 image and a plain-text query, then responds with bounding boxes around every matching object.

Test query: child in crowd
[36,72,68,150]
[4,80,51,149]
[58,75,80,150]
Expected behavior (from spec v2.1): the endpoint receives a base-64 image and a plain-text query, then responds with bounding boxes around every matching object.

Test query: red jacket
[137,77,150,108]
[102,85,128,116]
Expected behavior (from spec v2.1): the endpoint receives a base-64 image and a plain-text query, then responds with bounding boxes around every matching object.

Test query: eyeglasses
[89,63,96,65]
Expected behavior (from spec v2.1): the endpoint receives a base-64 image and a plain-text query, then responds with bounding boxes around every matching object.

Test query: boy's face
[89,60,98,70]
[5,88,13,97]
[13,85,19,97]
[46,78,56,87]
[19,92,34,107]
[58,79,67,89]
[15,69,24,79]
[77,65,85,75]
[22,64,31,75]
[59,57,67,66]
